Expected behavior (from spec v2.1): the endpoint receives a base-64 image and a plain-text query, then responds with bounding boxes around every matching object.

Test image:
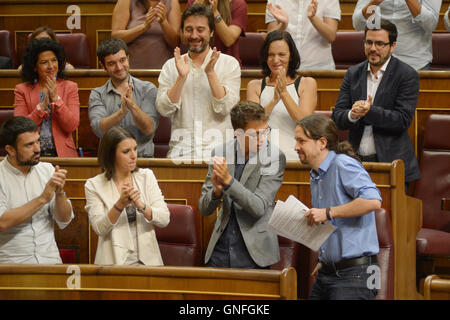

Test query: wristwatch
[214,14,223,24]
[137,204,147,214]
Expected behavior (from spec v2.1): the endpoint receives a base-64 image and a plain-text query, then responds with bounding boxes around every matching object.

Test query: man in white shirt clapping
[0,116,74,264]
[156,3,241,161]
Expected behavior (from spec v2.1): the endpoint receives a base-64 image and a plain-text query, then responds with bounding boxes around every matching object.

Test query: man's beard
[17,153,40,166]
[187,42,208,53]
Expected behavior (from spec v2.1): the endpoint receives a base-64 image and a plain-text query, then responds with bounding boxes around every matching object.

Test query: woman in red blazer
[14,38,79,157]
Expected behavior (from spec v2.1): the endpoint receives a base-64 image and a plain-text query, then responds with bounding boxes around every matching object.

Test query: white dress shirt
[265,0,341,70]
[156,49,241,160]
[0,158,74,264]
[348,56,391,156]
[353,0,441,70]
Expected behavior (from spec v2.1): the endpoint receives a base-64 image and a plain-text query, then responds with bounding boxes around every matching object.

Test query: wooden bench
[423,275,450,300]
[0,264,297,300]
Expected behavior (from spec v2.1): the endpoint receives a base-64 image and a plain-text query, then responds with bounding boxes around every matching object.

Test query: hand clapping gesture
[144,8,157,28]
[307,0,318,19]
[267,3,289,26]
[41,165,68,203]
[121,82,136,112]
[208,0,219,14]
[212,156,232,187]
[204,47,220,75]
[117,182,133,209]
[40,76,58,113]
[350,95,372,119]
[128,187,145,211]
[154,1,168,24]
[174,47,190,78]
[275,67,288,97]
[45,76,58,103]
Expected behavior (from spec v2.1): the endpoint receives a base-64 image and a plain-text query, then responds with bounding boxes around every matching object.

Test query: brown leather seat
[153,115,171,158]
[154,204,202,266]
[431,33,450,70]
[332,32,366,70]
[0,30,16,68]
[27,32,91,69]
[374,208,394,300]
[239,32,264,69]
[270,236,300,271]
[414,114,450,256]
[55,33,91,69]
[0,109,14,156]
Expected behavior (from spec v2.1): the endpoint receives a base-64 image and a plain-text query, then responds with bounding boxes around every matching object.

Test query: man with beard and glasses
[89,37,159,158]
[332,19,420,192]
[0,116,74,264]
[156,3,241,160]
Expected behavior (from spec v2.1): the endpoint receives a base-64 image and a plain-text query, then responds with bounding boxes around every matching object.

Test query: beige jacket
[85,168,170,265]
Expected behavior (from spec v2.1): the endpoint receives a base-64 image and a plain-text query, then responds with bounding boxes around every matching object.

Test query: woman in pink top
[14,38,80,157]
[187,0,247,65]
[112,0,181,69]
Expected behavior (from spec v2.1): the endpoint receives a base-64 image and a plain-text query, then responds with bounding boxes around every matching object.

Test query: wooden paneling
[1,69,449,158]
[0,156,419,299]
[0,264,297,300]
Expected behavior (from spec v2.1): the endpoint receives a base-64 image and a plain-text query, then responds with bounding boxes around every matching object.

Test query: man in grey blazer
[199,101,286,268]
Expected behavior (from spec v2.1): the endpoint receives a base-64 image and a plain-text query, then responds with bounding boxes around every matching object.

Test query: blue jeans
[308,264,379,300]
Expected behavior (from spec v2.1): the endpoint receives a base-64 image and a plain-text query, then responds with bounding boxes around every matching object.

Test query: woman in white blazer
[85,126,170,265]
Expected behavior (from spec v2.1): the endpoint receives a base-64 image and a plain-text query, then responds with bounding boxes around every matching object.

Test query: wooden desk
[2,156,418,300]
[0,264,297,300]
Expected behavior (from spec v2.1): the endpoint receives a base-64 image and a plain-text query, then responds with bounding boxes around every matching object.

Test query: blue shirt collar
[310,150,336,180]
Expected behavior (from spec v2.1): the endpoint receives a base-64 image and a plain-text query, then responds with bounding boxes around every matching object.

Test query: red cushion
[416,228,450,256]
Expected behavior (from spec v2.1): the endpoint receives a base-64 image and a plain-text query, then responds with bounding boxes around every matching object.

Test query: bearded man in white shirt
[0,116,74,264]
[156,3,241,161]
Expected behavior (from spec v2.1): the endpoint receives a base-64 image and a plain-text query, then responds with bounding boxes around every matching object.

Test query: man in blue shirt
[89,38,159,158]
[295,114,382,300]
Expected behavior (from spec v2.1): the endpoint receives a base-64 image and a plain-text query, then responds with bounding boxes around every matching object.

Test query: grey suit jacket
[198,139,286,267]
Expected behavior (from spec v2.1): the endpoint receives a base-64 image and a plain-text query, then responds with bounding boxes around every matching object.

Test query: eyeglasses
[363,40,391,49]
[244,126,272,139]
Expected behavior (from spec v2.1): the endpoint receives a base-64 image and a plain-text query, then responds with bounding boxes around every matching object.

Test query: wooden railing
[0,264,297,300]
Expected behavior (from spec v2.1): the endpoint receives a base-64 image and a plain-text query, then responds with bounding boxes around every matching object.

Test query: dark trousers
[308,264,379,300]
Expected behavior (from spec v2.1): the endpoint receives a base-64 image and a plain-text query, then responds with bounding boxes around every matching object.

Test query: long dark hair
[260,30,300,79]
[21,38,66,84]
[98,126,139,180]
[296,114,360,162]
[30,26,58,42]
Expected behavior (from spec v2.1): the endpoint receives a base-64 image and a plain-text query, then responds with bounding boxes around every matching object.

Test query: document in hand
[267,195,336,252]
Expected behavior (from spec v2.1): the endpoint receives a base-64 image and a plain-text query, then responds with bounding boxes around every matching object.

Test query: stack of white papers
[267,195,336,252]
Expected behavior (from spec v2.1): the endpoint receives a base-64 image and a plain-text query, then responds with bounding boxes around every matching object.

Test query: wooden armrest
[441,198,450,211]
